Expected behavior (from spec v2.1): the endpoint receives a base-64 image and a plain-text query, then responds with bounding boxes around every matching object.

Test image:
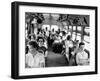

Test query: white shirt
[31,18,37,24]
[65,40,73,60]
[76,50,89,65]
[45,31,49,37]
[26,52,45,68]
[65,40,73,53]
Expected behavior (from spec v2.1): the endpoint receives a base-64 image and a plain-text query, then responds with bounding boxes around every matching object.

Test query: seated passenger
[37,37,48,57]
[25,41,45,68]
[76,42,89,66]
[37,37,47,49]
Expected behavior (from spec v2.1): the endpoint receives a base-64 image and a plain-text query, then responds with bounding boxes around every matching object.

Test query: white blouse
[25,52,45,68]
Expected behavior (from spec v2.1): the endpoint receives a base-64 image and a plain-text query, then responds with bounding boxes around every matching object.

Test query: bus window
[72,33,76,41]
[83,41,90,51]
[69,26,72,29]
[65,26,68,30]
[51,25,59,33]
[77,26,81,31]
[84,27,89,35]
[77,33,81,36]
[42,25,50,31]
[73,26,76,31]
[84,35,90,42]
[76,33,81,42]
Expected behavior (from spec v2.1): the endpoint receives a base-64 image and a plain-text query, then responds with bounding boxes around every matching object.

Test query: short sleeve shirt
[26,52,45,68]
[76,51,88,65]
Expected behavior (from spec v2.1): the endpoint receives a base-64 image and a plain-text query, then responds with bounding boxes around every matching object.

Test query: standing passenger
[65,35,73,61]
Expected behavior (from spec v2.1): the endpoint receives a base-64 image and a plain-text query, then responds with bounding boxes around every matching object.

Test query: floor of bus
[45,45,69,67]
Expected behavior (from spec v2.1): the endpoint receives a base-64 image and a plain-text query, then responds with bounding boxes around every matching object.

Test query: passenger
[37,37,48,57]
[65,35,73,61]
[62,31,67,41]
[37,37,47,49]
[29,33,36,41]
[52,40,69,65]
[37,29,44,38]
[51,31,65,54]
[52,41,63,54]
[68,46,77,66]
[76,42,89,65]
[25,41,45,68]
[54,34,61,43]
[68,40,79,66]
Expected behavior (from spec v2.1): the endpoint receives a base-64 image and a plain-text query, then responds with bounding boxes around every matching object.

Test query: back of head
[67,35,71,40]
[52,43,63,54]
